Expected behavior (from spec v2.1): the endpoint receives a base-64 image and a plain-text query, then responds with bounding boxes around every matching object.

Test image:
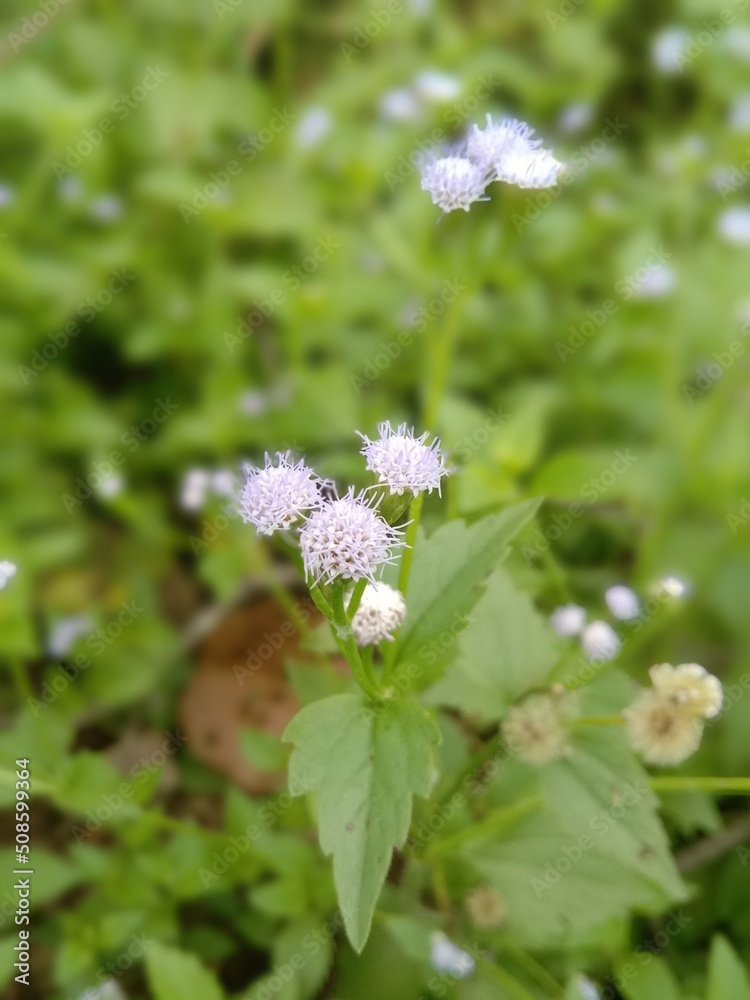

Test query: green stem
[397,491,424,595]
[567,714,624,727]
[330,585,379,700]
[498,942,565,998]
[423,293,465,429]
[346,578,368,618]
[650,776,750,795]
[430,729,505,819]
[479,959,538,1000]
[427,794,542,858]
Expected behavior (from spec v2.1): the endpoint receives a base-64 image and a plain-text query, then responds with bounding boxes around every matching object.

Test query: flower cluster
[351,583,406,646]
[421,115,565,214]
[624,663,723,766]
[501,691,573,765]
[239,426,449,592]
[550,583,643,664]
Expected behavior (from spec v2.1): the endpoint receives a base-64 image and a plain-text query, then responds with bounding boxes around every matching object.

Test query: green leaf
[393,499,542,689]
[283,693,440,952]
[707,935,750,1000]
[541,727,686,903]
[240,729,288,772]
[422,567,558,721]
[145,943,224,1000]
[615,955,682,1000]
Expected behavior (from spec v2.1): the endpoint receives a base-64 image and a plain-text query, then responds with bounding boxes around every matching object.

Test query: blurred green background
[2,0,750,997]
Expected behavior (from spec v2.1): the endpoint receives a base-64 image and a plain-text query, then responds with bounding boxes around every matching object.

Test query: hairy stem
[330,584,379,700]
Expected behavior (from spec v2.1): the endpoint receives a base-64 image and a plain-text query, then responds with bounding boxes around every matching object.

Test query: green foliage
[145,943,225,1000]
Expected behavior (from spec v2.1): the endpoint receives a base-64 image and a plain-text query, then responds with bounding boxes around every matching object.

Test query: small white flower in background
[574,976,602,1000]
[550,603,586,637]
[358,422,449,496]
[655,575,687,599]
[89,194,123,222]
[729,92,750,132]
[581,620,620,662]
[624,688,704,767]
[180,469,210,511]
[76,979,127,1000]
[59,176,84,202]
[420,155,490,213]
[0,183,14,207]
[725,25,750,61]
[651,27,688,74]
[380,87,422,122]
[351,582,406,645]
[299,490,404,585]
[630,264,675,299]
[429,932,476,979]
[557,101,593,134]
[502,693,572,765]
[604,585,640,621]
[467,115,565,189]
[97,473,124,499]
[295,107,333,149]
[718,205,750,246]
[413,70,461,103]
[212,470,235,496]
[649,663,723,719]
[0,560,17,590]
[47,615,94,658]
[240,452,327,535]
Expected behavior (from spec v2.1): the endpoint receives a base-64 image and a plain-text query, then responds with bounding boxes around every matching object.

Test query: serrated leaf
[393,499,542,688]
[283,693,440,952]
[707,935,750,1000]
[422,567,558,720]
[145,943,224,1000]
[616,955,682,1000]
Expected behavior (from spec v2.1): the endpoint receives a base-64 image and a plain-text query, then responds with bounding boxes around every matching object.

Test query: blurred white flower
[413,70,460,103]
[649,663,723,719]
[725,26,750,61]
[76,980,127,1000]
[467,115,565,189]
[429,932,475,978]
[574,976,602,1000]
[89,195,123,222]
[557,102,593,134]
[0,183,14,207]
[358,421,448,496]
[59,177,84,202]
[212,470,236,496]
[718,205,750,245]
[550,604,586,637]
[380,88,421,122]
[502,693,572,765]
[604,585,640,621]
[97,473,124,498]
[47,615,94,658]
[656,575,688,598]
[0,560,18,590]
[729,92,750,131]
[300,490,403,585]
[581,620,620,662]
[295,107,333,149]
[181,468,211,511]
[420,155,489,213]
[651,27,688,74]
[352,582,406,645]
[240,453,327,535]
[631,264,676,299]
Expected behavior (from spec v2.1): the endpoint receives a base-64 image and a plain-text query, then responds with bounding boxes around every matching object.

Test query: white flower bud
[604,585,640,621]
[351,583,406,646]
[502,693,572,766]
[581,620,620,662]
[429,932,475,978]
[550,604,586,637]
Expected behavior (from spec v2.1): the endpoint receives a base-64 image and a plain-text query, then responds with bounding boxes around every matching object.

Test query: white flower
[294,107,333,149]
[502,693,572,766]
[429,932,475,979]
[630,264,675,299]
[557,102,593,134]
[0,183,14,208]
[467,115,565,189]
[89,194,123,222]
[604,585,640,621]
[624,688,704,767]
[0,560,17,590]
[581,620,620,662]
[420,155,490,213]
[181,468,211,511]
[351,583,406,645]
[358,421,448,497]
[651,27,688,74]
[465,885,506,929]
[299,490,404,585]
[240,452,327,535]
[649,663,723,719]
[97,473,124,498]
[47,615,94,658]
[657,576,687,599]
[718,205,750,246]
[550,604,586,637]
[380,88,422,122]
[414,70,461,103]
[212,470,235,496]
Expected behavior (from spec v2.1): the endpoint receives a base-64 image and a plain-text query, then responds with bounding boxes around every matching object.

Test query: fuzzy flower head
[624,688,704,767]
[649,663,723,719]
[502,693,572,766]
[605,585,640,621]
[550,603,586,638]
[465,886,507,929]
[299,490,404,585]
[467,114,565,189]
[358,422,449,497]
[420,155,490,213]
[351,582,406,646]
[581,620,621,662]
[239,452,327,535]
[429,932,475,979]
